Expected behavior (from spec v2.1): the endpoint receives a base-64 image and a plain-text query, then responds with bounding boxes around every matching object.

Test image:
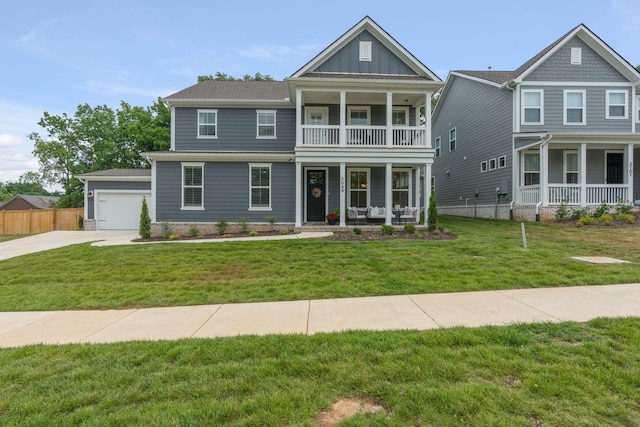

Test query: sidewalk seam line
[79,309,140,343]
[495,290,562,321]
[190,304,223,338]
[407,295,442,328]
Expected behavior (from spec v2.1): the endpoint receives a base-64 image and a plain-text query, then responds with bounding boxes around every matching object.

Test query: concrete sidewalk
[1,283,639,348]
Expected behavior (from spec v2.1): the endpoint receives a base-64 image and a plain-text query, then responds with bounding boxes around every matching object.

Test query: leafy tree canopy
[0,172,51,202]
[197,72,274,82]
[28,98,170,207]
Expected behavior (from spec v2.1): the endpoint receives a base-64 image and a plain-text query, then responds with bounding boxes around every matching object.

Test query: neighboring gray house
[0,194,60,211]
[432,24,640,221]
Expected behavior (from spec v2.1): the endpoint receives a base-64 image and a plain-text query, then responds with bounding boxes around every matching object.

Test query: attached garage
[95,191,151,230]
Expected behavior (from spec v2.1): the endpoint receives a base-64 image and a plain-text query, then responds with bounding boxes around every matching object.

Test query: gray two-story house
[432,24,640,221]
[80,16,442,231]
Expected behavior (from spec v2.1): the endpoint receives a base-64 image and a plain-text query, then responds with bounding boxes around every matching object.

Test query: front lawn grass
[1,216,640,311]
[0,318,638,425]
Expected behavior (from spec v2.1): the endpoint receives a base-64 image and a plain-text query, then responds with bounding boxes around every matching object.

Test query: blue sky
[1,0,639,187]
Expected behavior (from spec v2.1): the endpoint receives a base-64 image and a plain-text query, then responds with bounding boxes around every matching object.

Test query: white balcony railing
[300,125,427,147]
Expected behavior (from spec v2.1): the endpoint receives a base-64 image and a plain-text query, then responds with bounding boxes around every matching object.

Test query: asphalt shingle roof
[77,169,151,177]
[164,80,289,101]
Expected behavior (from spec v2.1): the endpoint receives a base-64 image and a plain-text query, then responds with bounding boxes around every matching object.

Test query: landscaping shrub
[404,224,417,233]
[616,212,635,224]
[187,225,199,237]
[427,188,438,229]
[139,197,151,239]
[159,220,172,239]
[381,224,394,236]
[577,215,595,227]
[571,207,589,220]
[593,201,609,218]
[597,213,613,226]
[353,227,362,235]
[248,231,258,236]
[239,217,249,233]
[615,197,634,215]
[555,198,570,221]
[216,218,228,235]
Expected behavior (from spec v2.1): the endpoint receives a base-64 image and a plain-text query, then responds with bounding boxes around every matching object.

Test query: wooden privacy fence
[0,208,84,235]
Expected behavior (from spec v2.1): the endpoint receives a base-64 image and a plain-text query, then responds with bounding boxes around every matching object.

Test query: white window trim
[571,47,582,65]
[197,109,218,139]
[521,89,544,125]
[392,168,412,207]
[522,151,540,186]
[434,137,441,157]
[498,155,507,169]
[480,161,488,173]
[256,110,277,139]
[181,162,204,210]
[359,41,372,62]
[636,95,640,123]
[563,151,578,184]
[347,106,371,125]
[391,107,410,126]
[249,163,272,211]
[488,158,497,171]
[605,90,628,119]
[347,168,371,208]
[563,89,586,125]
[449,127,456,152]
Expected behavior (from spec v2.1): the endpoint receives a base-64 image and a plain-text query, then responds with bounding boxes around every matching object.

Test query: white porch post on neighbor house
[626,143,634,204]
[425,92,432,147]
[414,167,421,208]
[296,89,302,145]
[540,142,549,206]
[385,163,393,224]
[513,146,521,204]
[579,143,587,206]
[339,91,346,147]
[339,162,346,227]
[386,92,393,147]
[295,161,302,227]
[424,163,431,226]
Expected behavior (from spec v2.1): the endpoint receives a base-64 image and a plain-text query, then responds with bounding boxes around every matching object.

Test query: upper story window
[434,137,441,157]
[182,163,204,210]
[197,110,217,138]
[498,155,507,169]
[257,110,276,138]
[522,90,543,125]
[449,128,456,151]
[392,107,409,125]
[359,41,372,61]
[249,164,271,210]
[348,106,370,125]
[606,91,627,119]
[564,90,586,125]
[571,47,582,65]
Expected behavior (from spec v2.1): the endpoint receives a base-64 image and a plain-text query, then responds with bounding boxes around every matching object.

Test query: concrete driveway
[0,230,140,261]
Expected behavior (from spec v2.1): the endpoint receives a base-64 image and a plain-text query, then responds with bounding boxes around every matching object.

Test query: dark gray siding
[432,76,513,206]
[586,149,605,184]
[525,37,627,82]
[548,150,563,183]
[86,181,151,219]
[315,30,417,75]
[155,161,295,222]
[635,149,640,201]
[174,107,295,151]
[520,86,633,133]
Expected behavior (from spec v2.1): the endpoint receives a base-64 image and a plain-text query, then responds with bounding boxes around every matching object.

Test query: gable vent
[571,47,582,65]
[359,41,372,62]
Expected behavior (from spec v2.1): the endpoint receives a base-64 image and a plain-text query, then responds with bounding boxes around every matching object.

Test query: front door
[606,152,624,184]
[306,169,326,222]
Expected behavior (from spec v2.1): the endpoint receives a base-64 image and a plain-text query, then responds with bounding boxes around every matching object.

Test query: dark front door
[606,152,624,184]
[306,169,326,222]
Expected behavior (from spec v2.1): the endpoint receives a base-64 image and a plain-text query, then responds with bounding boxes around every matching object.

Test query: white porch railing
[586,185,627,204]
[548,185,581,204]
[519,185,540,204]
[300,125,427,147]
[519,184,629,205]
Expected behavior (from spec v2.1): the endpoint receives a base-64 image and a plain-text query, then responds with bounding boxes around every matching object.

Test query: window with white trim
[348,169,369,208]
[182,163,204,209]
[449,128,456,151]
[498,155,507,169]
[480,161,488,173]
[249,164,271,210]
[606,91,627,119]
[359,41,372,61]
[392,169,411,207]
[564,90,586,125]
[347,106,370,125]
[435,137,441,157]
[257,110,276,138]
[489,158,497,170]
[522,90,543,124]
[197,110,217,138]
[391,107,409,125]
[523,152,540,186]
[564,151,578,184]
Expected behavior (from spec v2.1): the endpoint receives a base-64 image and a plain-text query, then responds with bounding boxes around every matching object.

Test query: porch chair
[399,207,418,224]
[347,206,367,224]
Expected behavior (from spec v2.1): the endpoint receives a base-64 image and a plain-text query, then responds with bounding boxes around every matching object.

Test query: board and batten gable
[314,30,417,76]
[155,161,295,223]
[432,74,513,206]
[173,107,295,151]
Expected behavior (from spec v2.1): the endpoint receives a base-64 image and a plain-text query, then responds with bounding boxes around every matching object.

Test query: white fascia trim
[520,81,634,87]
[143,152,294,162]
[77,176,151,182]
[167,99,292,108]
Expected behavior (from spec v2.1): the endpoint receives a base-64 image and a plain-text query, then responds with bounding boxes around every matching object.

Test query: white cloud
[77,80,175,99]
[0,134,22,147]
[239,43,324,61]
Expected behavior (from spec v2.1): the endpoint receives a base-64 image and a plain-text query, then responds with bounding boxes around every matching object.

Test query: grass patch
[0,318,638,425]
[1,216,640,311]
[0,234,30,243]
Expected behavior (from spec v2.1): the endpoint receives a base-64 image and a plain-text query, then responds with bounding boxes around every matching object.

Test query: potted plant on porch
[326,208,340,225]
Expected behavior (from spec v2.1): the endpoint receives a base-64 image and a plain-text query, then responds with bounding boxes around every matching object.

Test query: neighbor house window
[347,106,370,125]
[348,169,369,208]
[498,155,507,168]
[523,152,540,186]
[182,163,204,209]
[564,90,586,125]
[480,161,488,173]
[197,110,217,138]
[606,91,627,119]
[249,164,271,210]
[392,169,411,207]
[522,90,543,124]
[257,110,276,138]
[489,158,497,171]
[449,128,456,151]
[564,151,578,184]
[435,137,441,157]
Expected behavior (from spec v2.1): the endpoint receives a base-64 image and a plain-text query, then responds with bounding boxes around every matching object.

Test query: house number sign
[340,177,345,193]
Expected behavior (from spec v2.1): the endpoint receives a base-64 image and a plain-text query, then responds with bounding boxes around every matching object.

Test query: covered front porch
[513,133,640,207]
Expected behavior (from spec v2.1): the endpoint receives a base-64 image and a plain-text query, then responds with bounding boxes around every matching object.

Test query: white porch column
[385,163,393,224]
[296,90,302,146]
[540,142,549,206]
[513,142,520,204]
[424,163,431,226]
[424,92,432,148]
[626,143,634,204]
[414,167,421,208]
[339,91,346,147]
[295,162,302,227]
[339,162,346,227]
[579,143,587,206]
[386,92,393,147]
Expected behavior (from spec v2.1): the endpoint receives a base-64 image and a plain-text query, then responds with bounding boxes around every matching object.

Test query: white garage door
[96,192,151,230]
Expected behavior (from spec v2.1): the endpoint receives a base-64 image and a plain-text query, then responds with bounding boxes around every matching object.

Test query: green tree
[139,196,151,239]
[197,72,274,82]
[427,188,438,230]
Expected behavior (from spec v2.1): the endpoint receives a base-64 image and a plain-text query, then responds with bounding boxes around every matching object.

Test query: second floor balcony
[300,125,427,147]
